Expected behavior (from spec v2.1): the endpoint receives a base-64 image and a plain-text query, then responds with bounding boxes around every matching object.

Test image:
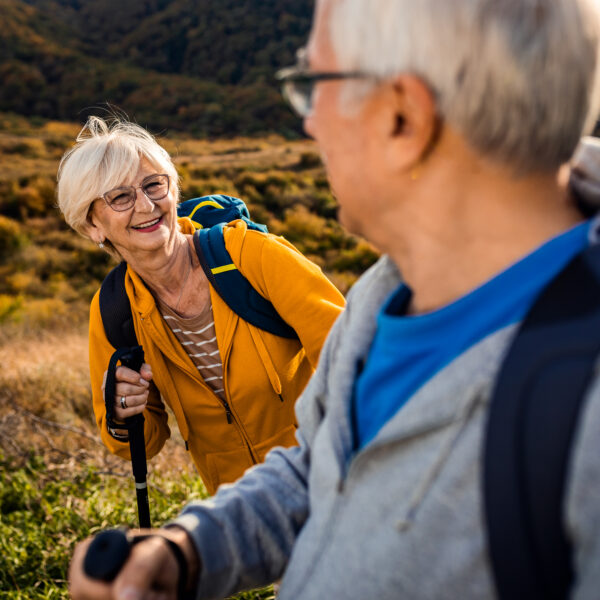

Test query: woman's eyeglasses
[275,48,374,118]
[101,173,170,212]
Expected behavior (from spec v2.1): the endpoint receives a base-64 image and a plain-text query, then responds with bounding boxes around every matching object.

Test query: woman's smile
[131,215,164,232]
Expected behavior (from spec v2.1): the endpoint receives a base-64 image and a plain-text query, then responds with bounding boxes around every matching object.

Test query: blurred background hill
[1,0,313,136]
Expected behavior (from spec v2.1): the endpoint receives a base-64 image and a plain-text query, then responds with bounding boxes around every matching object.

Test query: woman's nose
[134,187,155,212]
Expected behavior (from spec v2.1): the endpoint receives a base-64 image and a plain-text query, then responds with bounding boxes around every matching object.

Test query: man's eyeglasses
[101,173,170,212]
[276,49,375,118]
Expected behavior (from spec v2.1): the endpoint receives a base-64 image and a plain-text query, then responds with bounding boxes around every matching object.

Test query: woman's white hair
[57,116,179,239]
[328,0,600,172]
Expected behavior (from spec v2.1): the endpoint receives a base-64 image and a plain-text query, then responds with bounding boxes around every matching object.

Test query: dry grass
[0,325,195,483]
[161,133,313,164]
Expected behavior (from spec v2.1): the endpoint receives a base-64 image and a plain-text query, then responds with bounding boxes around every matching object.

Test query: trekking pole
[83,528,130,581]
[104,345,151,528]
[83,528,190,599]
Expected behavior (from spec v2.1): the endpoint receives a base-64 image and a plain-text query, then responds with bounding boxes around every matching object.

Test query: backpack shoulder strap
[484,242,600,600]
[99,261,139,349]
[193,225,298,340]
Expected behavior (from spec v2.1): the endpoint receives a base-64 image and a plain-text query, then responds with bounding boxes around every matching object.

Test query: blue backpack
[98,194,298,351]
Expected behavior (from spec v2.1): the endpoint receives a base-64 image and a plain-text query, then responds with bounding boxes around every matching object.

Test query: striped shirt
[156,298,225,400]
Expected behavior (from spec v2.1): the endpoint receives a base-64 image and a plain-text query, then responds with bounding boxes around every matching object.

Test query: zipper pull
[223,401,233,424]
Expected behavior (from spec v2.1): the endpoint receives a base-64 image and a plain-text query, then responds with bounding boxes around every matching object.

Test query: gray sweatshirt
[173,255,600,600]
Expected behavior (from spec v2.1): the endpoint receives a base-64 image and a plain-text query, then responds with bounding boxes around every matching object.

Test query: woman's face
[86,159,179,262]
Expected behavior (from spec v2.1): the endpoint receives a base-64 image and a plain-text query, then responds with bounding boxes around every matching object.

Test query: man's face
[303,0,380,237]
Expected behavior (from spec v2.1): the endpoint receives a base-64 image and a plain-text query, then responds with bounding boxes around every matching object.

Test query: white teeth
[133,217,160,229]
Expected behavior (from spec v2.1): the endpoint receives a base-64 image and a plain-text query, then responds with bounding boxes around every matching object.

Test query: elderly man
[69,0,600,598]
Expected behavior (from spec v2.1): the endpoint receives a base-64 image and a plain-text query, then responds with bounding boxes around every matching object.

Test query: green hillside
[1,0,313,135]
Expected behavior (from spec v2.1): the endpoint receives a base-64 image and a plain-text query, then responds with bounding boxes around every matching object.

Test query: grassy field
[0,325,220,598]
[0,112,378,598]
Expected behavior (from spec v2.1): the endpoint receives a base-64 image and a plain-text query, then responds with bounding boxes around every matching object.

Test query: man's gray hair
[328,0,600,172]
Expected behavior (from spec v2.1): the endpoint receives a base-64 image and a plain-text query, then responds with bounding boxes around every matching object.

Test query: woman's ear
[81,209,105,245]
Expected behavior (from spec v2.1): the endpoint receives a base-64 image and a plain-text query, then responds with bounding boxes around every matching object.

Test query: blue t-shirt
[353,220,592,449]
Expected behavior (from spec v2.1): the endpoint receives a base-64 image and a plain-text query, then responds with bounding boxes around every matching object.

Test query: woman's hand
[102,363,153,423]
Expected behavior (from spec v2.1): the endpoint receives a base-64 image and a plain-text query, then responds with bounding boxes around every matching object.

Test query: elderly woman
[57,116,345,495]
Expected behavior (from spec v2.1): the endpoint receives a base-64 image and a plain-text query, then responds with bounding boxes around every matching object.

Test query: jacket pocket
[254,423,298,463]
[205,445,255,493]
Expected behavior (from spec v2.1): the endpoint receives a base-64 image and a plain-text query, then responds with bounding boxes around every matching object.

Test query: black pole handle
[103,345,151,528]
[83,529,189,600]
[104,345,145,431]
[83,529,131,581]
[119,346,144,372]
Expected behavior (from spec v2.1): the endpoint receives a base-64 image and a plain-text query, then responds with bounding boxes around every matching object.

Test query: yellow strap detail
[188,200,224,220]
[211,263,237,275]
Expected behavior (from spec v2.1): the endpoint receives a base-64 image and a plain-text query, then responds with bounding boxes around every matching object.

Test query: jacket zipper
[220,342,259,462]
[222,398,233,424]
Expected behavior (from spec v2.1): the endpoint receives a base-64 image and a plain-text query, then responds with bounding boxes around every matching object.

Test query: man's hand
[69,527,199,600]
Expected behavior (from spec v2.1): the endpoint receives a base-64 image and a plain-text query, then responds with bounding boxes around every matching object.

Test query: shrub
[5,270,43,295]
[277,205,325,243]
[182,177,238,198]
[0,215,27,261]
[20,298,71,329]
[297,151,322,169]
[14,177,57,217]
[0,296,76,329]
[0,294,23,323]
[0,139,45,157]
[332,240,380,274]
[0,181,23,220]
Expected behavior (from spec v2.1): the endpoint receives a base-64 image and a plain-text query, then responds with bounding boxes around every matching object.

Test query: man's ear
[373,74,439,173]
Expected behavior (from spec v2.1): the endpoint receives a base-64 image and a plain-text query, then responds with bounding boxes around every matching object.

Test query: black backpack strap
[193,225,299,340]
[99,261,139,349]
[484,242,600,600]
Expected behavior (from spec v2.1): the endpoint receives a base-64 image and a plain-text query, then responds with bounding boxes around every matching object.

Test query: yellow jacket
[89,218,345,494]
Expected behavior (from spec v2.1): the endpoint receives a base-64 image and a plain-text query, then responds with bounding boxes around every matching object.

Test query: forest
[1,0,314,136]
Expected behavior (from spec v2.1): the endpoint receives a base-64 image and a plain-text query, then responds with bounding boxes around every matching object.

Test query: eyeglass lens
[104,174,169,211]
[282,79,314,118]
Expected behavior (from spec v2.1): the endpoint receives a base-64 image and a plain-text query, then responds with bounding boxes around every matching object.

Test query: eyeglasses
[101,173,170,212]
[275,48,375,117]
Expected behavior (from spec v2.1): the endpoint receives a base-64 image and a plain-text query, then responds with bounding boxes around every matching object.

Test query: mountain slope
[1,0,313,135]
